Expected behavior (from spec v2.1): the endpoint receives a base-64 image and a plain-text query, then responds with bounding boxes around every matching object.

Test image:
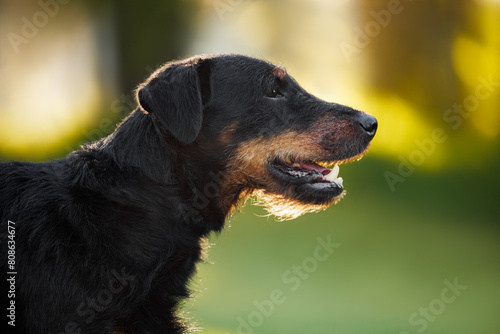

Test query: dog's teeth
[335,177,343,187]
[332,165,339,179]
[324,173,335,182]
[325,165,339,181]
[324,165,339,182]
[292,162,301,168]
[284,157,292,164]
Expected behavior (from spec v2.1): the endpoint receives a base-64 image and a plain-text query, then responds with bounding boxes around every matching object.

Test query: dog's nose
[358,113,378,139]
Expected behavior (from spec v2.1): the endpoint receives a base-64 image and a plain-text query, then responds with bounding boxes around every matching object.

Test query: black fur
[1,54,376,333]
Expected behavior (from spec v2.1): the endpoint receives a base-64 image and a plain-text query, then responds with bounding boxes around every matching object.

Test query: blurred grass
[188,156,500,334]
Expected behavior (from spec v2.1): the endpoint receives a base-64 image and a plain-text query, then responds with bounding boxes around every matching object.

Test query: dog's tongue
[300,162,341,183]
[299,161,331,176]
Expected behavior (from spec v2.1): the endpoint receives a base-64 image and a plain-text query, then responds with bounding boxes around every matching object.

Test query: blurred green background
[1,0,499,333]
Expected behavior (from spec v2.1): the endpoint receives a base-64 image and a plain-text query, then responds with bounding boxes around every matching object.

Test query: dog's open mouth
[272,158,343,187]
[268,157,346,202]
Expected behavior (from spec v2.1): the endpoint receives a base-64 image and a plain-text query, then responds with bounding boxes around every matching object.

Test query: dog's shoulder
[0,160,64,205]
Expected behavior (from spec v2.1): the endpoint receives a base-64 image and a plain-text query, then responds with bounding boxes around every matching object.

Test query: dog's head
[136,54,377,219]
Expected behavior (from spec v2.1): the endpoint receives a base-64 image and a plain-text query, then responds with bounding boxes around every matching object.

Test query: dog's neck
[176,156,238,233]
[84,108,235,233]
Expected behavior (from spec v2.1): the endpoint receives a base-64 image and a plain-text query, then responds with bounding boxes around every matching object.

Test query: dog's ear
[137,60,209,144]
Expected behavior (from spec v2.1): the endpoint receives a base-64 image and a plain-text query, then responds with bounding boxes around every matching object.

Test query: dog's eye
[266,88,281,98]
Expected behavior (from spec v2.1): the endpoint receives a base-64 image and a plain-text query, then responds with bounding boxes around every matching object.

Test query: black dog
[0,54,377,333]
